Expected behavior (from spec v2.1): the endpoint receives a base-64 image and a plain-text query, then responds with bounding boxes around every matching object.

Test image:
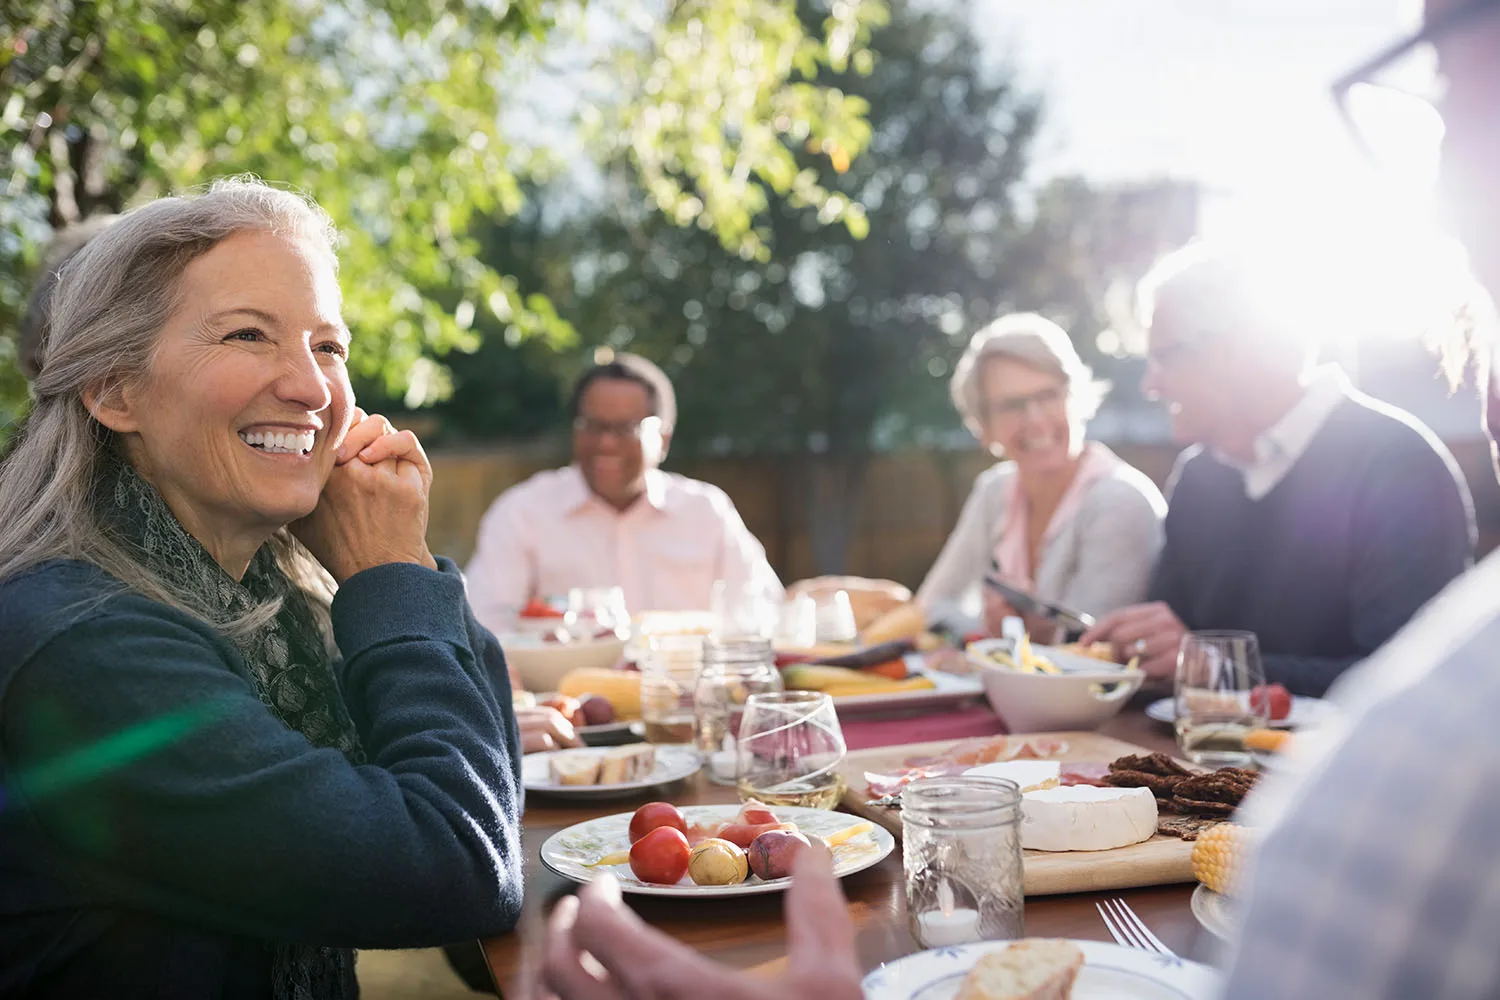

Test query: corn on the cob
[1191,823,1252,896]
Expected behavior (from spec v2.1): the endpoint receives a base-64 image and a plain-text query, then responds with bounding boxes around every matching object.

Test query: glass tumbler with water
[1174,629,1268,767]
[694,636,783,784]
[640,634,703,746]
[903,776,1025,948]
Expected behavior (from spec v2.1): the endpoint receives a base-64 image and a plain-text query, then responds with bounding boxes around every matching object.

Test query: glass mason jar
[693,636,784,784]
[902,776,1025,948]
[639,634,703,747]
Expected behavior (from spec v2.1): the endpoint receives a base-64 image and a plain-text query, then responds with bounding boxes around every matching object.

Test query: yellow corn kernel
[1191,823,1252,896]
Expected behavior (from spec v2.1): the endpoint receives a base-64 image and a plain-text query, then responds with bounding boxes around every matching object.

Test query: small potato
[577,694,616,726]
[688,838,749,886]
[747,829,811,882]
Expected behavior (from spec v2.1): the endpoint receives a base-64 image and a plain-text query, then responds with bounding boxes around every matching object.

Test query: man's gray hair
[950,312,1108,435]
[1136,241,1321,355]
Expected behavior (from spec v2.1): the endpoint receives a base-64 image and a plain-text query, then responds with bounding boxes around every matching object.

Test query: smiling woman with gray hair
[0,178,525,999]
[917,312,1166,636]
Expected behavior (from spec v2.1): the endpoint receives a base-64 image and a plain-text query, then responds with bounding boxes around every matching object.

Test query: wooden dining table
[481,707,1222,996]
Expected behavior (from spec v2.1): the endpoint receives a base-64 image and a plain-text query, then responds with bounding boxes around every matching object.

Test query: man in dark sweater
[1082,245,1475,696]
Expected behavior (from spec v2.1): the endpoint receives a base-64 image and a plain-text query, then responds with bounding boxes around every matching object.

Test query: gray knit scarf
[102,459,365,1000]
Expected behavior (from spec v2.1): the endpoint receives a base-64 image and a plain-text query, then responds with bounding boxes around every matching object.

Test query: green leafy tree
[0,0,887,433]
[457,0,1041,571]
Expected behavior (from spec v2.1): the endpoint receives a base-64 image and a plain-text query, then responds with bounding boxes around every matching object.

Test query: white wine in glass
[735,691,848,809]
[1174,630,1268,767]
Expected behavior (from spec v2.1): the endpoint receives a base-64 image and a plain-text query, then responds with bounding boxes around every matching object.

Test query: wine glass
[1174,630,1268,767]
[710,578,776,640]
[565,587,629,641]
[735,691,847,809]
[812,589,858,643]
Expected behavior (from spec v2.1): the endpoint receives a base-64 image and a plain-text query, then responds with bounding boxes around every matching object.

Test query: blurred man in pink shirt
[464,353,783,633]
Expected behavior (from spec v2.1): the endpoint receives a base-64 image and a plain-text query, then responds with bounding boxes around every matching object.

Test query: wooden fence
[426,438,1500,588]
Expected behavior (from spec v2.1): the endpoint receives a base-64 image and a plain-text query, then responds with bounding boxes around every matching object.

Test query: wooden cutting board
[836,731,1196,897]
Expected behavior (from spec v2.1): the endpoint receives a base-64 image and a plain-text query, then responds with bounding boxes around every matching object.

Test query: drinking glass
[773,593,819,648]
[903,776,1025,948]
[640,634,703,746]
[1174,630,1267,767]
[565,587,629,640]
[735,691,847,809]
[710,578,776,640]
[813,589,858,643]
[694,637,784,784]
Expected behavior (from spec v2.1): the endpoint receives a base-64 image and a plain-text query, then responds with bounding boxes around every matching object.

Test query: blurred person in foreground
[0,179,527,998]
[1223,0,1500,996]
[916,312,1165,636]
[529,2,1500,996]
[464,353,783,632]
[1080,243,1474,696]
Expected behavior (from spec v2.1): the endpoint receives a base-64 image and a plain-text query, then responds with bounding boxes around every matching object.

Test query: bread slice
[598,745,656,784]
[955,940,1085,1000]
[548,753,601,786]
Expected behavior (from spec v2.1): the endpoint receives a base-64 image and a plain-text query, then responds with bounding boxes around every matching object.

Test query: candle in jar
[916,907,981,947]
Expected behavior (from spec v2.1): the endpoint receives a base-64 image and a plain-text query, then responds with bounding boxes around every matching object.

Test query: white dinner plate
[862,939,1221,999]
[539,804,894,898]
[1190,884,1238,943]
[1145,695,1334,730]
[522,746,700,799]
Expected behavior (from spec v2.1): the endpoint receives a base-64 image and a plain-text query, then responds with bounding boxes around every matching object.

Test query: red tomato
[740,807,777,826]
[628,802,687,844]
[629,826,691,885]
[521,597,563,619]
[1251,684,1293,722]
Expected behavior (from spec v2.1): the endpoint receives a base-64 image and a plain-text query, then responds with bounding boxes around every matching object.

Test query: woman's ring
[1131,638,1148,656]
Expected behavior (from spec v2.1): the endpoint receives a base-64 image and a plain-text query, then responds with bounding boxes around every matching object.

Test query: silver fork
[1096,897,1179,958]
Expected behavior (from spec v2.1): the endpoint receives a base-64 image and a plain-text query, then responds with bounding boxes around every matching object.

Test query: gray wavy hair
[0,176,340,638]
[949,312,1108,437]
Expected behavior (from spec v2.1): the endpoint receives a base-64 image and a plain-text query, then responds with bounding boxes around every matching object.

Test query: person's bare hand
[518,707,582,754]
[982,590,1019,637]
[291,408,437,582]
[1078,601,1187,679]
[533,847,861,1000]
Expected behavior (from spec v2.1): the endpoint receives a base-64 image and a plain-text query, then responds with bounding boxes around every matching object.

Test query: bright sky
[969,0,1415,233]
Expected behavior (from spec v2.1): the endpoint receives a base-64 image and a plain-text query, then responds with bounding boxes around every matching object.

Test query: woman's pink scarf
[992,441,1119,592]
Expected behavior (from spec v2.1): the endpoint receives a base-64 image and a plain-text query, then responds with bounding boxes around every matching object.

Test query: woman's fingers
[356,428,429,471]
[335,410,396,464]
[518,707,579,753]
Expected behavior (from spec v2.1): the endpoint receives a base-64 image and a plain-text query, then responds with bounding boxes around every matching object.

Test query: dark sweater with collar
[1149,392,1475,697]
[0,557,524,999]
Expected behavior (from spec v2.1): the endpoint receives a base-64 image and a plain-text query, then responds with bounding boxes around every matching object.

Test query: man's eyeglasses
[572,415,662,441]
[982,384,1067,422]
[1332,0,1498,181]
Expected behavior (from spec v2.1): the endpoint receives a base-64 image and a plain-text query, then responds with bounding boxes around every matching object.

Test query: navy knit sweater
[1149,393,1475,698]
[0,557,524,998]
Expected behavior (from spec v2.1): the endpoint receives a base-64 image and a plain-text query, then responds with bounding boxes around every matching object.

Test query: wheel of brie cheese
[1017,785,1158,852]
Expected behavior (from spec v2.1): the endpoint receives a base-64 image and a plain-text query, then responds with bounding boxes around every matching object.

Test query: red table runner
[838,703,1006,751]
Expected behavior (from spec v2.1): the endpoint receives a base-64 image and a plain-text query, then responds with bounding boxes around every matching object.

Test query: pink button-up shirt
[464,465,784,635]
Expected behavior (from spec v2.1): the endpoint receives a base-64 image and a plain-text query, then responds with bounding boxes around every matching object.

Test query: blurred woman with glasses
[916,313,1165,637]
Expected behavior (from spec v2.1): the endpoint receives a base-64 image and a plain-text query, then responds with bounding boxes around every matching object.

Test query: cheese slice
[965,760,1061,793]
[1018,785,1157,852]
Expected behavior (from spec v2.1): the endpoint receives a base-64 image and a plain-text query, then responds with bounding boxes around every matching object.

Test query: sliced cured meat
[1058,762,1112,787]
